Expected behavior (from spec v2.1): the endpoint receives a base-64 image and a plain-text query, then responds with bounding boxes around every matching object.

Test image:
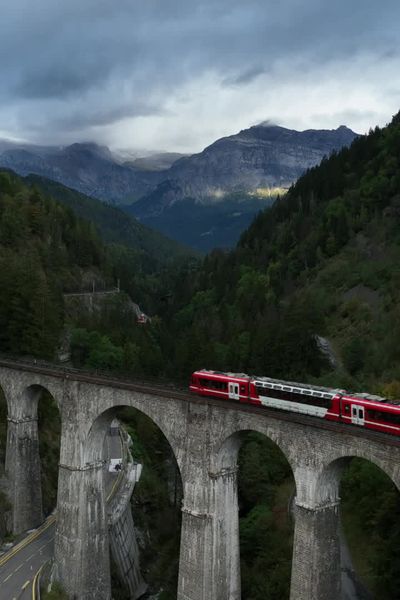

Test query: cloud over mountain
[1,0,400,151]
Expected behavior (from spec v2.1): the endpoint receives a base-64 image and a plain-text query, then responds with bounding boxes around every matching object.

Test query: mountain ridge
[0,123,358,207]
[126,123,358,250]
[0,123,359,251]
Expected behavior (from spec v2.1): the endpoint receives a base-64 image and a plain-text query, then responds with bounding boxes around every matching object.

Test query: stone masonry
[0,363,399,599]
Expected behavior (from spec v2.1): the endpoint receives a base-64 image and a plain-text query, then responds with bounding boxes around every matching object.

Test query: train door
[228,382,240,400]
[351,404,365,426]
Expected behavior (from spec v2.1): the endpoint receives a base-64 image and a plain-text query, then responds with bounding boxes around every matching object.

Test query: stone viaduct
[0,359,399,600]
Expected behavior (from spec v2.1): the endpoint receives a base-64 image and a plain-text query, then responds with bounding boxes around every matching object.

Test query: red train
[190,370,400,436]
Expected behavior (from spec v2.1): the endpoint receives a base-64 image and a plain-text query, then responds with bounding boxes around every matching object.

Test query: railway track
[0,356,399,448]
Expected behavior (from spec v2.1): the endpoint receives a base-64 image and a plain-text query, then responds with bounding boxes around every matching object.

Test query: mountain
[126,124,358,251]
[162,111,400,387]
[0,168,110,358]
[127,184,274,252]
[124,152,188,171]
[150,123,358,202]
[0,124,358,252]
[154,113,400,600]
[0,125,358,210]
[0,142,163,204]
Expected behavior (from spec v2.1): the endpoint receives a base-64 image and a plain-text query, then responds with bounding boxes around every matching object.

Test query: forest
[1,112,400,599]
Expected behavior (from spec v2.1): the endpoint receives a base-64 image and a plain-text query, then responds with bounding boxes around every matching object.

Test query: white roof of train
[196,369,396,404]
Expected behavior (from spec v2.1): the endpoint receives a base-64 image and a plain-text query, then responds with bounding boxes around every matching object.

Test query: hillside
[0,126,357,210]
[126,186,274,252]
[1,112,399,599]
[151,123,358,202]
[0,142,162,204]
[0,169,107,358]
[0,125,358,252]
[127,124,358,250]
[25,174,194,269]
[153,111,400,599]
[160,113,400,387]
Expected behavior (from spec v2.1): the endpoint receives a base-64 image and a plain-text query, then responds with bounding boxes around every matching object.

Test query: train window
[261,387,331,407]
[344,404,350,413]
[368,410,400,425]
[240,385,246,393]
[199,378,228,391]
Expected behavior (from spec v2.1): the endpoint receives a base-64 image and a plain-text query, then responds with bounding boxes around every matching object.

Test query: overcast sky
[1,0,400,154]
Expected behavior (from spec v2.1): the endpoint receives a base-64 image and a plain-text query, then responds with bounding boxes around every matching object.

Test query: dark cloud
[0,0,399,149]
[223,67,266,87]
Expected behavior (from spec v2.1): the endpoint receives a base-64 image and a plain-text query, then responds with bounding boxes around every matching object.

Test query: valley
[1,112,400,599]
[0,123,358,251]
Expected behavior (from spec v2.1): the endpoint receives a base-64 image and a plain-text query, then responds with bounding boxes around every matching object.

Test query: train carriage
[190,369,400,437]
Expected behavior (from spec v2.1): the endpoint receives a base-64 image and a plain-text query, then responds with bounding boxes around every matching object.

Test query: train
[189,369,400,436]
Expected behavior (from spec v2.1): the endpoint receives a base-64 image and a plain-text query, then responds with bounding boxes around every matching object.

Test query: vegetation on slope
[0,169,106,358]
[2,111,400,597]
[0,169,183,592]
[120,409,181,599]
[26,174,194,267]
[239,434,294,600]
[149,111,400,598]
[38,392,61,516]
[341,460,400,599]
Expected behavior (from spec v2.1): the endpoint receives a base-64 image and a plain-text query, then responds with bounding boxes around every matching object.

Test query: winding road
[0,426,123,599]
[0,516,54,599]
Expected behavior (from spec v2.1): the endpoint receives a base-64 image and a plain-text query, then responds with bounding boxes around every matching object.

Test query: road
[0,516,55,599]
[0,426,123,599]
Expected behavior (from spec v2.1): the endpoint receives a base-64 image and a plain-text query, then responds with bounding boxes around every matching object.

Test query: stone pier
[290,501,341,600]
[5,384,44,534]
[0,361,399,599]
[54,460,110,599]
[177,406,241,600]
[5,416,43,533]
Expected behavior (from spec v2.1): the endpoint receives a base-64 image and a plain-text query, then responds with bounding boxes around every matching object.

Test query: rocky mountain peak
[64,142,114,162]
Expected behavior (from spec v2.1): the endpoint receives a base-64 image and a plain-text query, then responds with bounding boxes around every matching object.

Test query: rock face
[125,152,188,171]
[0,142,163,204]
[138,124,358,206]
[0,124,358,251]
[0,125,357,208]
[127,124,358,251]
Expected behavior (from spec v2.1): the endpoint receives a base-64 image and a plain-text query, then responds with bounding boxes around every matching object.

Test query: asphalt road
[0,427,123,600]
[0,516,55,600]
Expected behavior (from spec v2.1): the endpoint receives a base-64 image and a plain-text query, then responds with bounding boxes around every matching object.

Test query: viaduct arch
[0,361,399,599]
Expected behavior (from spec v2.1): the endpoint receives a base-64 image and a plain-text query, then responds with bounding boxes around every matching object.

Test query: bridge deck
[0,356,398,448]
